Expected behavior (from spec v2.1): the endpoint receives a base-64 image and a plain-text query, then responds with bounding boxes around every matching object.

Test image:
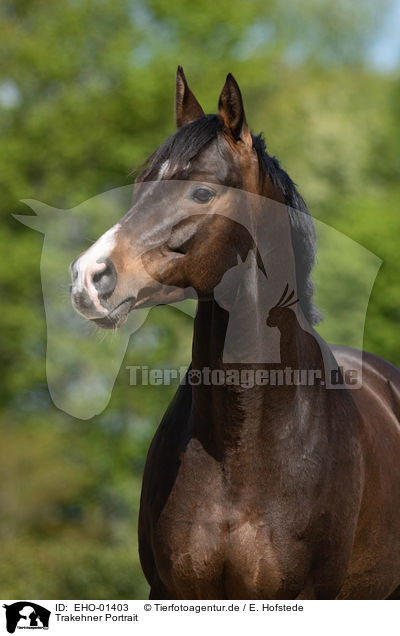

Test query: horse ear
[218,73,252,146]
[175,66,204,128]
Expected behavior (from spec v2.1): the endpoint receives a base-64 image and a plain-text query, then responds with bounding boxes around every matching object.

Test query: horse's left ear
[175,66,205,128]
[218,73,252,146]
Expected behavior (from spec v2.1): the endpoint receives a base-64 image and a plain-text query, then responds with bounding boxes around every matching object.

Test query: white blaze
[74,223,121,312]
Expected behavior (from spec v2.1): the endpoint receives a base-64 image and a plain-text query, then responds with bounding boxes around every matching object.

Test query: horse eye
[191,187,214,204]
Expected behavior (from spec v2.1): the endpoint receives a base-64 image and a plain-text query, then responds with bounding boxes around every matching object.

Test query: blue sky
[368,0,400,71]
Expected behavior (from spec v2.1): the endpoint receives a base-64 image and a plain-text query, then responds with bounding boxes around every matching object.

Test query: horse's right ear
[175,66,204,128]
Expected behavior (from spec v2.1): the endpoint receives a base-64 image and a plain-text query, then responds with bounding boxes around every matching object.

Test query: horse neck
[190,292,327,460]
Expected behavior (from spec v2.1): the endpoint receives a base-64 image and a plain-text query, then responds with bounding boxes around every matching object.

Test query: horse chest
[151,445,298,598]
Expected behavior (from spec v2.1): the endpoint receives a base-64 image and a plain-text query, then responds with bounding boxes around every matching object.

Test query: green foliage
[0,0,399,599]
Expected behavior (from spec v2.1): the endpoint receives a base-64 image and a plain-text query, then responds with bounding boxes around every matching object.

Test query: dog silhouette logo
[3,602,50,633]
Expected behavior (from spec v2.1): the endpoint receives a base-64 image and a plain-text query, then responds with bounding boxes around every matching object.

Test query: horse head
[70,67,296,329]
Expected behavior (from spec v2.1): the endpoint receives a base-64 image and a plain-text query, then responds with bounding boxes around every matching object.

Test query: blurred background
[1,0,399,598]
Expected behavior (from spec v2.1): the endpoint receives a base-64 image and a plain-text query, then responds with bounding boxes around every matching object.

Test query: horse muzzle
[70,255,118,319]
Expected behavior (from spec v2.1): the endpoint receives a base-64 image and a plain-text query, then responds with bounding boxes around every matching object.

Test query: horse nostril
[91,258,117,300]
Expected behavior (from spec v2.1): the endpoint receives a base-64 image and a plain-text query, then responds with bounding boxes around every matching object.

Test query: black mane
[138,115,320,325]
[138,115,223,182]
[252,134,321,325]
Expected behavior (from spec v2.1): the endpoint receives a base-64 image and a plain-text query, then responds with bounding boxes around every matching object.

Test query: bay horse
[70,67,400,599]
